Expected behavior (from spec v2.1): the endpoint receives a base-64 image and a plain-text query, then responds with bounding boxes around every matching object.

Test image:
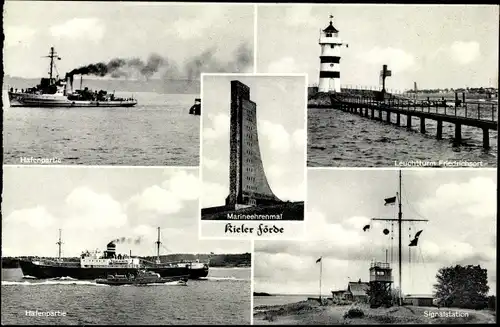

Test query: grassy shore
[253,299,496,325]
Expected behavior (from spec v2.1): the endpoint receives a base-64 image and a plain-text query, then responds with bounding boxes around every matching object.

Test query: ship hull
[150,263,209,279]
[189,266,209,279]
[8,92,137,108]
[19,260,189,280]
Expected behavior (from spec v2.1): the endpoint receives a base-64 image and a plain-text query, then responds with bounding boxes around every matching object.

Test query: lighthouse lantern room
[318,16,344,93]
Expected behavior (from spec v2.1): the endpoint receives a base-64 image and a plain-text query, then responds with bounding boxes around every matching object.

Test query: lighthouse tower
[318,16,344,93]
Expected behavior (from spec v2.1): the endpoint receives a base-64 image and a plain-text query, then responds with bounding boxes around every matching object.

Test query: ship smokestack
[107,242,116,258]
[65,76,73,94]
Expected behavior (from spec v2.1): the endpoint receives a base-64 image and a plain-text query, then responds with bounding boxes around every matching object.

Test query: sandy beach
[253,299,496,325]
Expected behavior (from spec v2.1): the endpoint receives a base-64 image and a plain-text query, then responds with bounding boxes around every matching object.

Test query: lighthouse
[318,16,345,93]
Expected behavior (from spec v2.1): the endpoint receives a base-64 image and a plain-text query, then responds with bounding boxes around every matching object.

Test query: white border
[198,73,308,240]
[250,239,255,325]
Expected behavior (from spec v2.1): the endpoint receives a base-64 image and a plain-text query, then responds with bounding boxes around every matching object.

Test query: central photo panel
[199,74,307,239]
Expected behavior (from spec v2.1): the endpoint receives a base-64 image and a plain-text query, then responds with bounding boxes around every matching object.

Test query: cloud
[128,185,183,215]
[4,206,56,229]
[4,25,37,48]
[166,7,224,40]
[419,176,496,220]
[267,57,300,74]
[450,41,480,65]
[203,113,229,141]
[161,170,200,201]
[258,120,291,152]
[65,187,127,229]
[202,181,227,208]
[202,156,220,170]
[50,18,105,42]
[358,46,416,72]
[284,6,316,26]
[292,129,306,149]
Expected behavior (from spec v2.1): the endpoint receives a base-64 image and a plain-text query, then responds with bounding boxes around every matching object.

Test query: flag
[384,196,397,206]
[409,230,423,247]
[316,257,322,263]
[363,224,370,232]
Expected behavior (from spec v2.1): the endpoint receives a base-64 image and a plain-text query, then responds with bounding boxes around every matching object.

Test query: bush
[344,307,365,319]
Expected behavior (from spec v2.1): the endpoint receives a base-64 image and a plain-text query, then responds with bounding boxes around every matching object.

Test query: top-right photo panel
[257,5,498,168]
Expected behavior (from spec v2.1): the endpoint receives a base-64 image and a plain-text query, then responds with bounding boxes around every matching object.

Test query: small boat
[95,269,189,286]
[189,98,201,115]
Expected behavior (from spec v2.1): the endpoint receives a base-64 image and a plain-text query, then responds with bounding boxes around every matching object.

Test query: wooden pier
[328,92,497,149]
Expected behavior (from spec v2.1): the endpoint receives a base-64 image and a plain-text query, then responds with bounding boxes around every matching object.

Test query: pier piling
[396,113,400,126]
[455,123,462,143]
[436,120,443,140]
[407,115,412,130]
[420,117,426,134]
[483,128,490,149]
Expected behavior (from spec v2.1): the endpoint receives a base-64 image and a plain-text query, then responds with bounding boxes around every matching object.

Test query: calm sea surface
[2,92,200,166]
[308,108,497,167]
[1,268,250,325]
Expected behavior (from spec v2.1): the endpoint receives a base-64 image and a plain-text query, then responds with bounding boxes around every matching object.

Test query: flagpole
[398,170,402,305]
[319,257,322,302]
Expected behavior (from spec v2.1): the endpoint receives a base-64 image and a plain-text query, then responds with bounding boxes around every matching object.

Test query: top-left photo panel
[2,1,255,166]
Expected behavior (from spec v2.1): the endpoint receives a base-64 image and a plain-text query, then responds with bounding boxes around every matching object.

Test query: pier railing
[338,93,498,122]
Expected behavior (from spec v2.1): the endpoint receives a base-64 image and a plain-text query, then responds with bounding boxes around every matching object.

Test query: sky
[1,166,251,257]
[201,75,306,208]
[257,4,499,90]
[254,169,497,296]
[3,1,254,79]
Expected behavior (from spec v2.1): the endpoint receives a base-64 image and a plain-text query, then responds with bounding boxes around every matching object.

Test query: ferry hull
[19,260,190,280]
[8,92,137,108]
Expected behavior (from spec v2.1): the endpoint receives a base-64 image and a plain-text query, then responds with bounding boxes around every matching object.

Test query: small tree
[434,265,489,309]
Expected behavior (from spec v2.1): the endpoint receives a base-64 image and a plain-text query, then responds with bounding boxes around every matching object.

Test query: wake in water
[199,276,248,281]
[2,280,109,286]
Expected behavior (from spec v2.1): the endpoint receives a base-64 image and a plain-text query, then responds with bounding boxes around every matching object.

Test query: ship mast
[56,229,63,260]
[156,227,161,264]
[372,170,428,305]
[44,47,61,82]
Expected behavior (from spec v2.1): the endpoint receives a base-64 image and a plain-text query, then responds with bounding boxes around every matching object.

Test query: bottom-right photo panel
[253,169,496,325]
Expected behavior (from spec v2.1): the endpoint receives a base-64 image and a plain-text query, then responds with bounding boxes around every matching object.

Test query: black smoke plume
[112,236,143,245]
[65,43,253,82]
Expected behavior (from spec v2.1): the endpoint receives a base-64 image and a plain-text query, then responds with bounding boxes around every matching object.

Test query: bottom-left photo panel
[1,166,252,325]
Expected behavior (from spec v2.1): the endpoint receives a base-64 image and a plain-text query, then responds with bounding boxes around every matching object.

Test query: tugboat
[95,269,188,286]
[7,47,137,108]
[189,98,201,115]
[149,227,210,279]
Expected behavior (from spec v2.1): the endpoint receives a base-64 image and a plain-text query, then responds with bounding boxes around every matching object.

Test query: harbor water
[2,92,200,166]
[308,108,498,167]
[1,267,250,325]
